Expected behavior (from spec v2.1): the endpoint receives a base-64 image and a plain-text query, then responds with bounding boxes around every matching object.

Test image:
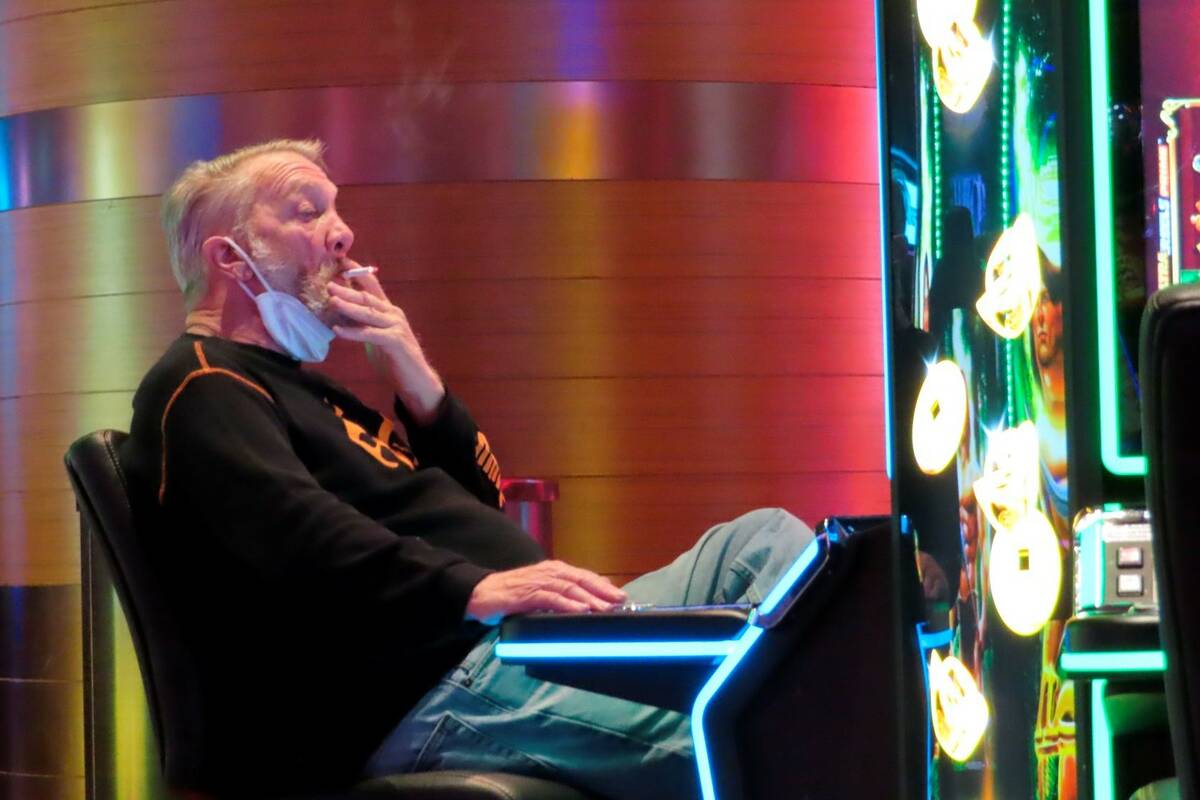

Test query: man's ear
[201,235,251,283]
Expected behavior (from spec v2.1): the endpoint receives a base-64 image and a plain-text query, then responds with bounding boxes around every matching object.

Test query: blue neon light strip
[692,625,764,800]
[0,118,11,212]
[916,623,952,793]
[874,0,895,479]
[757,538,822,618]
[691,540,824,798]
[494,640,738,660]
[918,626,954,650]
[1059,650,1166,674]
[495,538,827,800]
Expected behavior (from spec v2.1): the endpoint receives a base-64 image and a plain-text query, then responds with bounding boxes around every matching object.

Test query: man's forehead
[242,151,335,199]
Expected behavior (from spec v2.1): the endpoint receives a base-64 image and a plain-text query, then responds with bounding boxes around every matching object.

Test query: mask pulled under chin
[221,236,336,363]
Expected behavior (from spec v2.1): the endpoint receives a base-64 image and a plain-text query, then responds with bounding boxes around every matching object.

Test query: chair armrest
[497,606,753,712]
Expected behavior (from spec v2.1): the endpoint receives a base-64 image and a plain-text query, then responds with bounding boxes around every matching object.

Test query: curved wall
[0,2,886,797]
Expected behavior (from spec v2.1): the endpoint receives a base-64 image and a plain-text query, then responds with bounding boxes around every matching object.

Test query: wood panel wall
[0,2,886,796]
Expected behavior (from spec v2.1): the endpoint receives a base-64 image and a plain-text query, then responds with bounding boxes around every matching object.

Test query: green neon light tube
[1089,0,1147,476]
[1060,649,1166,674]
[1076,523,1105,609]
[1093,679,1115,800]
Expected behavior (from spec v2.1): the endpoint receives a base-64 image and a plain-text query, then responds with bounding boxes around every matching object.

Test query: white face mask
[222,237,335,363]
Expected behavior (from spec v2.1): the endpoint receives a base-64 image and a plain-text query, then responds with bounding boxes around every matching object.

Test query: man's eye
[299,207,321,220]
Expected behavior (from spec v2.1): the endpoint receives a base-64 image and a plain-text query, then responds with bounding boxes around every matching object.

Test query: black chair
[1141,283,1200,800]
[65,429,592,800]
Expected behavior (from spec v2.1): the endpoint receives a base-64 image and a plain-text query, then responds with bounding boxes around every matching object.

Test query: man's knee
[723,507,810,543]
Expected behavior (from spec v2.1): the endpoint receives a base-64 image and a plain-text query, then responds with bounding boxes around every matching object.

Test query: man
[123,139,812,798]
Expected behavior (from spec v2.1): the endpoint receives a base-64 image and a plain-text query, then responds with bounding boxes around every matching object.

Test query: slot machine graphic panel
[878,1,1076,797]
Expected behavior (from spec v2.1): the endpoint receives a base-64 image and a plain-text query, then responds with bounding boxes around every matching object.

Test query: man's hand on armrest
[466,560,629,625]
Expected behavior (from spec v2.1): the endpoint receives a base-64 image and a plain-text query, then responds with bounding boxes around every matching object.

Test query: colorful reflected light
[928,650,989,761]
[973,421,1040,532]
[989,509,1062,636]
[976,212,1042,339]
[912,360,969,475]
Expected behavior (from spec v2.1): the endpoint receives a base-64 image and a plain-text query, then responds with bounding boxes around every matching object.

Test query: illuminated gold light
[929,650,990,761]
[911,360,969,475]
[973,421,1040,532]
[932,18,993,114]
[917,0,978,47]
[976,213,1042,339]
[989,509,1062,636]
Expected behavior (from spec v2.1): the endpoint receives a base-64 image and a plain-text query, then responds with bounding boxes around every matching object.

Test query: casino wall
[0,2,885,796]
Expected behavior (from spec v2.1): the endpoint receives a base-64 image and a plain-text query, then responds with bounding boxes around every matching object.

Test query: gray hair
[161,139,329,309]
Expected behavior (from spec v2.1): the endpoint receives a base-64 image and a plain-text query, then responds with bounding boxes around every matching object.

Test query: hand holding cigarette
[326,265,447,424]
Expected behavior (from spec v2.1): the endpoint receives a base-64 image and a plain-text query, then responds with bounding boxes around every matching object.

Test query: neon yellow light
[989,509,1062,636]
[976,212,1042,339]
[113,591,151,799]
[931,18,994,114]
[928,650,990,761]
[973,421,1040,532]
[912,360,969,475]
[915,0,992,115]
[916,0,978,48]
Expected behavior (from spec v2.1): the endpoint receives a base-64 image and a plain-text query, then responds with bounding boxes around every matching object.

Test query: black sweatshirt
[121,334,544,795]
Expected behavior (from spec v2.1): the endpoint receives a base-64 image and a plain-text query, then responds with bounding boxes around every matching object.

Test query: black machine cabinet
[1140,283,1200,800]
[499,516,927,800]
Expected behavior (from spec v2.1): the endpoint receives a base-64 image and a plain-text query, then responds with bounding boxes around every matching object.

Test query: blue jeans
[362,508,814,799]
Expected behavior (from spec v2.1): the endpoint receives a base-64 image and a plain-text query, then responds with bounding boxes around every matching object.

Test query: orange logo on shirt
[332,404,415,470]
[475,431,506,507]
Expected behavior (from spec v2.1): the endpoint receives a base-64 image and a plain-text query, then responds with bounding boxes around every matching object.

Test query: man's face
[1031,287,1063,367]
[238,152,356,324]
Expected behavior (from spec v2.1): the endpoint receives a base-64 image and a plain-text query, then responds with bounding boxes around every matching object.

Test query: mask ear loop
[221,236,273,300]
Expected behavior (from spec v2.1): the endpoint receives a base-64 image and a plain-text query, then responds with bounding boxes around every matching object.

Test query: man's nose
[328,214,355,256]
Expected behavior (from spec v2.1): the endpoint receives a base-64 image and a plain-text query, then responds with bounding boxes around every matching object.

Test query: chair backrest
[64,429,208,788]
[1140,283,1200,799]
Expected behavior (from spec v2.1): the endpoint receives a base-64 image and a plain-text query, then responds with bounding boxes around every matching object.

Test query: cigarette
[343,265,378,278]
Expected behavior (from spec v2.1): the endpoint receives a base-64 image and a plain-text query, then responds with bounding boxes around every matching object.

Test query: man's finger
[559,581,614,610]
[354,268,389,302]
[332,324,366,341]
[328,295,393,327]
[530,590,589,614]
[329,281,392,312]
[332,324,389,345]
[553,564,627,603]
[578,575,628,604]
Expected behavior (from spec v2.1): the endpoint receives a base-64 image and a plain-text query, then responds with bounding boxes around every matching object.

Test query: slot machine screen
[878,1,1075,797]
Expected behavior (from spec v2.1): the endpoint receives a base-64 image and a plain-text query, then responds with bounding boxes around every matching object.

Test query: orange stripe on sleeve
[193,340,210,370]
[158,367,274,504]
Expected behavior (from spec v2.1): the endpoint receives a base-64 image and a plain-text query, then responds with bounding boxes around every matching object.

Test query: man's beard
[247,236,350,327]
